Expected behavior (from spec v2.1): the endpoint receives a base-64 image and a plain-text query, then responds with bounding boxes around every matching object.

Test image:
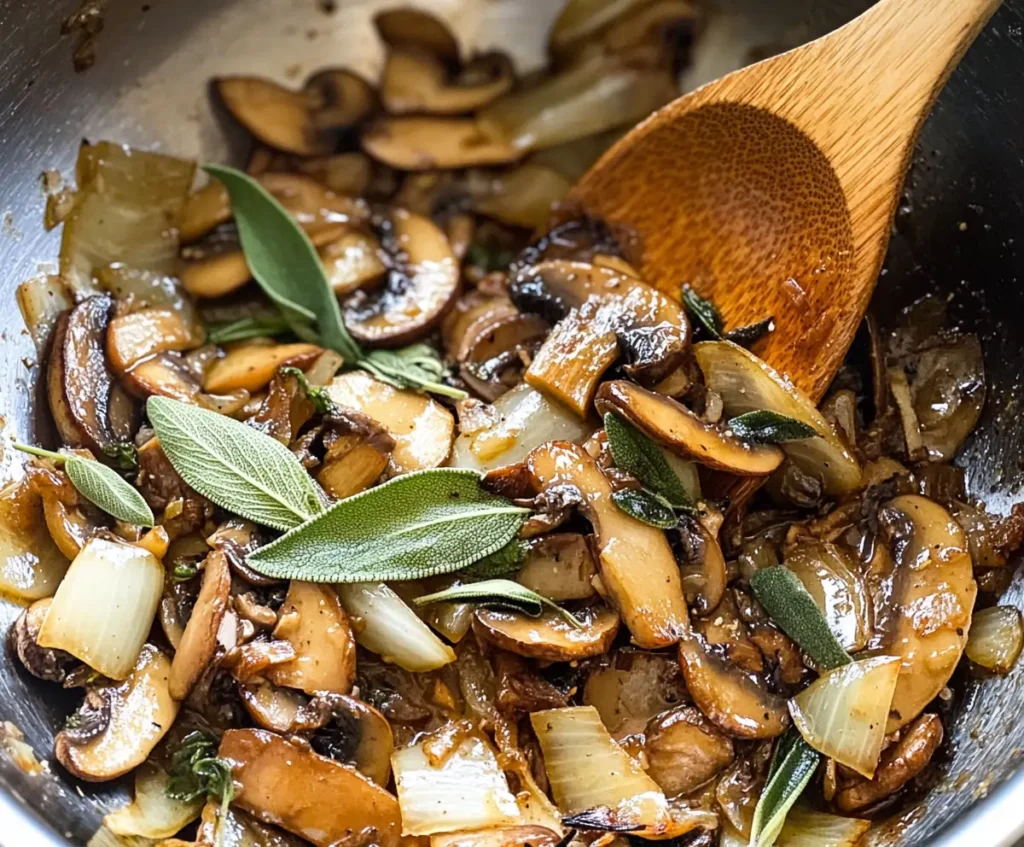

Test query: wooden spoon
[573,0,1002,402]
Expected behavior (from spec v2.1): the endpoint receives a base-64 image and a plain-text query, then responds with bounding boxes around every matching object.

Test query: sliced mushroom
[643,706,735,797]
[290,152,375,196]
[218,728,403,847]
[179,248,252,300]
[193,801,309,847]
[473,604,619,662]
[316,412,395,499]
[877,495,976,732]
[204,343,323,394]
[470,163,573,231]
[677,633,789,739]
[382,48,514,115]
[361,116,521,171]
[373,7,460,67]
[124,353,249,416]
[526,441,688,648]
[257,172,368,234]
[169,551,231,700]
[48,296,124,451]
[596,381,784,475]
[512,261,690,416]
[304,68,377,134]
[267,581,356,695]
[107,307,198,375]
[55,644,178,782]
[320,227,387,296]
[676,515,728,617]
[238,680,307,734]
[224,640,297,683]
[442,288,519,362]
[516,533,597,601]
[179,181,232,244]
[343,209,460,346]
[10,599,79,683]
[295,692,395,787]
[582,649,688,740]
[325,371,454,474]
[460,312,549,401]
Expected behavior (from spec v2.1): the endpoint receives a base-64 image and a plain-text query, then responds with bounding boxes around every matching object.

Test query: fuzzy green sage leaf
[14,444,154,527]
[749,729,820,847]
[361,346,467,400]
[248,468,529,583]
[462,538,530,579]
[603,412,693,508]
[611,488,677,528]
[147,396,324,532]
[682,285,723,339]
[727,411,817,444]
[207,314,294,345]
[280,367,336,415]
[750,566,852,670]
[413,578,584,628]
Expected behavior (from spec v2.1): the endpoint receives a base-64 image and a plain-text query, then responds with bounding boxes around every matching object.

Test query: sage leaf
[749,730,820,847]
[248,469,529,583]
[413,578,584,628]
[682,285,723,339]
[100,442,138,471]
[14,444,154,527]
[463,538,530,579]
[603,412,693,508]
[727,411,817,444]
[725,316,775,348]
[280,367,336,415]
[750,567,851,670]
[611,488,677,528]
[147,396,324,532]
[207,314,293,345]
[361,346,467,400]
[204,164,362,363]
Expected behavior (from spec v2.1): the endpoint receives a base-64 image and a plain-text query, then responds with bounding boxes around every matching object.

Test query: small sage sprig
[413,579,584,628]
[728,411,816,444]
[682,285,774,349]
[208,165,464,400]
[280,367,336,414]
[147,396,324,532]
[603,412,693,508]
[248,469,528,583]
[207,314,293,345]
[14,444,154,526]
[749,729,820,847]
[462,538,530,579]
[610,488,676,528]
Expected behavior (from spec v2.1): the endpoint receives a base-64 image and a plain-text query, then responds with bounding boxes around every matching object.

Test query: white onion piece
[0,480,70,601]
[529,706,667,819]
[337,582,455,672]
[16,275,74,353]
[694,341,862,495]
[966,605,1024,674]
[450,385,593,471]
[776,807,871,847]
[104,762,202,839]
[789,656,901,779]
[38,537,162,679]
[392,736,520,836]
[784,541,870,653]
[660,448,702,503]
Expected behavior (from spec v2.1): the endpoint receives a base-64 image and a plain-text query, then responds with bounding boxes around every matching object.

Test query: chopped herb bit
[725,316,775,347]
[727,411,817,444]
[682,285,723,339]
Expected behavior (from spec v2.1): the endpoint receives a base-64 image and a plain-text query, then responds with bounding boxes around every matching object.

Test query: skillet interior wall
[0,0,1021,844]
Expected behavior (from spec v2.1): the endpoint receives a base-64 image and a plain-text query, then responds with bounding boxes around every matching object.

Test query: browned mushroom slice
[215,77,332,156]
[55,644,178,782]
[373,7,460,67]
[219,728,403,847]
[319,228,387,295]
[471,163,573,230]
[644,705,735,797]
[48,296,122,451]
[473,604,619,662]
[295,693,395,787]
[257,172,369,234]
[169,551,230,700]
[10,599,79,683]
[442,288,519,362]
[179,248,252,300]
[382,48,514,115]
[107,307,198,375]
[516,533,597,601]
[343,210,460,346]
[203,343,323,394]
[526,441,688,648]
[325,371,454,473]
[125,353,249,415]
[267,582,356,695]
[877,495,976,732]
[179,181,232,244]
[362,116,521,171]
[304,68,377,133]
[596,381,784,475]
[676,515,727,617]
[225,640,298,683]
[460,313,549,401]
[288,152,374,196]
[677,634,789,740]
[513,261,690,416]
[317,414,394,499]
[238,681,307,734]
[582,649,688,740]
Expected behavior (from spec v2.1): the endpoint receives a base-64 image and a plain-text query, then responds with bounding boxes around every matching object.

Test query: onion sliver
[451,385,593,472]
[788,656,900,779]
[694,341,862,495]
[0,479,70,601]
[103,761,203,839]
[966,605,1024,675]
[392,736,520,836]
[776,807,871,847]
[529,706,667,819]
[337,582,455,672]
[38,537,162,679]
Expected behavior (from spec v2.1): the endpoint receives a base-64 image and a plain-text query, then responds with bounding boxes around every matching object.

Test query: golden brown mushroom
[238,681,307,734]
[382,48,514,115]
[106,307,199,375]
[294,692,395,787]
[472,604,619,662]
[361,116,521,171]
[9,599,79,683]
[203,343,323,394]
[373,7,461,67]
[168,551,231,700]
[316,410,396,499]
[643,705,735,797]
[179,181,232,244]
[515,533,597,601]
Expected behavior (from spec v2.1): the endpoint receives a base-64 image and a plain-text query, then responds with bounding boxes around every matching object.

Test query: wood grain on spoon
[574,0,1001,403]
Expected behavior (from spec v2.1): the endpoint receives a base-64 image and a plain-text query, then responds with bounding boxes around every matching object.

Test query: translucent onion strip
[336,582,455,672]
[38,537,162,680]
[966,605,1024,674]
[789,656,901,779]
[103,761,203,839]
[775,807,871,847]
[392,736,520,836]
[0,479,70,602]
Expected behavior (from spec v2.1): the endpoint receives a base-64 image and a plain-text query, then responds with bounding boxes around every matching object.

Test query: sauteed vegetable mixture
[6,3,1022,846]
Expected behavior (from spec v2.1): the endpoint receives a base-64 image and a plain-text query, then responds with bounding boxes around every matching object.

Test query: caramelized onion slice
[966,605,1024,675]
[0,479,70,601]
